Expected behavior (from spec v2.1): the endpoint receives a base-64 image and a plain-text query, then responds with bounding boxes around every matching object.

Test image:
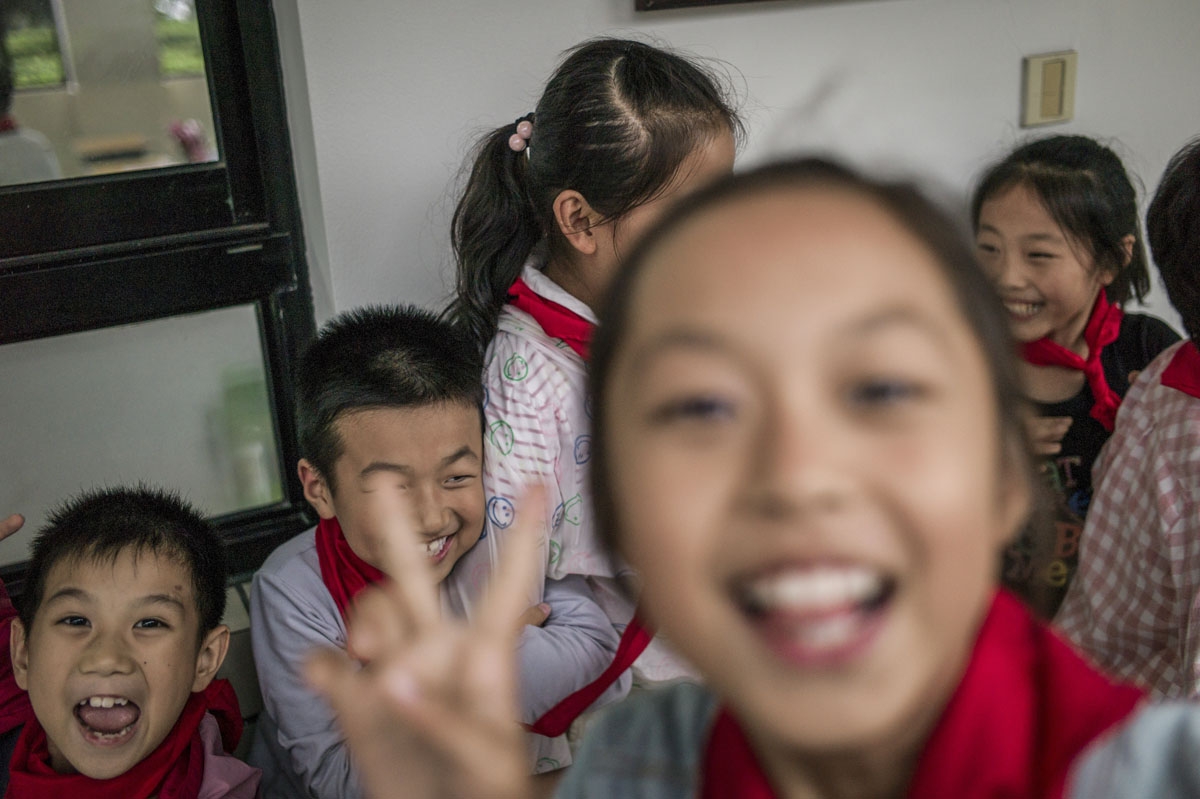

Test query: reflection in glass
[0,0,218,186]
[0,305,283,566]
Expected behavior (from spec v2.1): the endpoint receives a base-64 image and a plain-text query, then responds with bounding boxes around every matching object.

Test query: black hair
[1147,136,1200,342]
[19,486,227,644]
[297,304,483,492]
[446,36,743,353]
[971,134,1151,305]
[589,157,1037,561]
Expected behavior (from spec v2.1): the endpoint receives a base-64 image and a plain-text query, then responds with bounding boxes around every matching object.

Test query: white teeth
[797,615,858,648]
[1004,301,1041,318]
[80,696,129,708]
[744,566,883,613]
[422,536,448,556]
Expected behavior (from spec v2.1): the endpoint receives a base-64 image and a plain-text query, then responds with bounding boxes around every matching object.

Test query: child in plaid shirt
[1057,136,1200,698]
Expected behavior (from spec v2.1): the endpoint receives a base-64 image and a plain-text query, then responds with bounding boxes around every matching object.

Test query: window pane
[1,0,219,186]
[0,305,284,566]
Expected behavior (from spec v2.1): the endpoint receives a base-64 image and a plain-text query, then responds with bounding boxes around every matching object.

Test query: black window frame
[0,0,317,597]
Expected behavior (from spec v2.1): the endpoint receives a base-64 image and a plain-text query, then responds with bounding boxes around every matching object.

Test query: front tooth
[101,697,114,708]
[114,698,127,706]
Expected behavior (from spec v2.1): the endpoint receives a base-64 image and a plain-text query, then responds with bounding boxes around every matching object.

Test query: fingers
[367,491,442,631]
[477,485,547,643]
[516,603,551,628]
[0,515,23,542]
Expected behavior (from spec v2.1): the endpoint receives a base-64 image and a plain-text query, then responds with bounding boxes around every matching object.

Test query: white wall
[276,0,1200,328]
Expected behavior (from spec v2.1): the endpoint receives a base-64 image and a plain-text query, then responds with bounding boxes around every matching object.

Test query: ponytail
[449,115,542,352]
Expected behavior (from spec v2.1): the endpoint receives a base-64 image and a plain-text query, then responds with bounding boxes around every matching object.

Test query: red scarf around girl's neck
[315,516,386,621]
[1021,291,1125,432]
[701,591,1143,799]
[5,679,243,799]
[0,115,16,134]
[507,276,593,360]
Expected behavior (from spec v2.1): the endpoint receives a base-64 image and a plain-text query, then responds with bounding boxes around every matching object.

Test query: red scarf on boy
[506,275,652,736]
[700,591,1143,799]
[0,116,16,134]
[315,516,386,621]
[1021,292,1125,432]
[5,679,243,799]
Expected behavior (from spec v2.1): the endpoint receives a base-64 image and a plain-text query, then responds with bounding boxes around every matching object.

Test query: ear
[191,624,231,692]
[1120,233,1136,268]
[552,189,599,256]
[298,459,337,519]
[10,618,29,691]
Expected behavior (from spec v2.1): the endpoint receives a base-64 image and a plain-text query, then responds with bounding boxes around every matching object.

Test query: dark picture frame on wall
[637,0,785,9]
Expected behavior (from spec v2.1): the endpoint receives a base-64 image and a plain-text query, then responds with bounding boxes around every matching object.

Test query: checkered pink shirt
[1056,340,1200,698]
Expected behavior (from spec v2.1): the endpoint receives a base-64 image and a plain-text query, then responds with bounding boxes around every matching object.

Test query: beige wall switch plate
[1022,51,1077,127]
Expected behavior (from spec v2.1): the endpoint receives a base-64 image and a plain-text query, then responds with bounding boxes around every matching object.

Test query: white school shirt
[443,261,694,684]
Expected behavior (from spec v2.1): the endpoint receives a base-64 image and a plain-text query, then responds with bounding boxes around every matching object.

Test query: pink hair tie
[509,118,533,153]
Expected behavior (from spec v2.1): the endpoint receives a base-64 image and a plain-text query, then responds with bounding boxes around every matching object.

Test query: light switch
[1022,51,1077,127]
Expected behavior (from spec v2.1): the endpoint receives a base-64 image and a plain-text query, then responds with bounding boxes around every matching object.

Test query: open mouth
[74,695,141,745]
[735,564,896,667]
[421,533,454,563]
[1003,300,1044,320]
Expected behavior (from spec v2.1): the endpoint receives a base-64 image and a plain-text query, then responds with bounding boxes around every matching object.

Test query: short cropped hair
[1146,137,1200,342]
[20,486,227,643]
[296,305,483,491]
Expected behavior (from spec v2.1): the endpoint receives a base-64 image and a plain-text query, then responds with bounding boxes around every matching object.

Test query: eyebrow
[978,224,1064,244]
[630,307,954,372]
[359,445,480,479]
[41,588,185,612]
[628,329,730,375]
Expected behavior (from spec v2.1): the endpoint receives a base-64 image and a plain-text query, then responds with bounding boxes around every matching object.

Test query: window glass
[0,305,283,567]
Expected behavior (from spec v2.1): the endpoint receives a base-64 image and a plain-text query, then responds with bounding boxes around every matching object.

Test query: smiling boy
[0,486,257,798]
[248,305,626,799]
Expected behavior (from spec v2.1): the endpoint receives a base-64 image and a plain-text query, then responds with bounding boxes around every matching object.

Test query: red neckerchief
[0,115,16,134]
[6,679,243,799]
[1021,292,1126,432]
[507,276,593,359]
[503,274,654,736]
[1161,340,1200,399]
[700,591,1143,799]
[315,516,386,621]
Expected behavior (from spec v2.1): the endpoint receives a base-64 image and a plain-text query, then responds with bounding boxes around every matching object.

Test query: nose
[410,482,450,537]
[743,394,854,520]
[992,247,1027,291]
[78,628,136,677]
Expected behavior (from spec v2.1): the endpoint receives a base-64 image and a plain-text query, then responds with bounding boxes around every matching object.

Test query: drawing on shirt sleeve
[573,435,591,464]
[502,354,530,382]
[481,384,490,410]
[536,758,561,773]
[584,395,594,419]
[552,501,564,529]
[548,539,561,565]
[487,496,516,529]
[562,494,583,526]
[488,419,515,455]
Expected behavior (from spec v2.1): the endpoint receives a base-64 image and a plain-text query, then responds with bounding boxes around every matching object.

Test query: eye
[57,615,89,628]
[649,395,737,425]
[975,241,999,256]
[847,378,925,409]
[1027,250,1057,261]
[133,618,169,630]
[444,473,478,487]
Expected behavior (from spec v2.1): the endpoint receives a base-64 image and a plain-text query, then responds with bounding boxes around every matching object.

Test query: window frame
[0,0,317,597]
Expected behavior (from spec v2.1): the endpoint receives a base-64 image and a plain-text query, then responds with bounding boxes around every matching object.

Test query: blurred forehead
[620,185,962,355]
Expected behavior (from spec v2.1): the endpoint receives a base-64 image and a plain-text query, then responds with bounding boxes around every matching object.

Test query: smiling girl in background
[971,135,1179,616]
